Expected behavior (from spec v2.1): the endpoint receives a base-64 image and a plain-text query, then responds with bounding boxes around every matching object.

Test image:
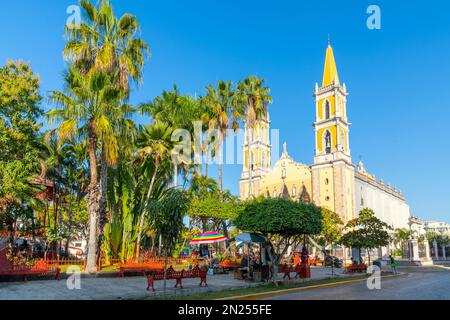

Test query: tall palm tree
[202,81,238,197]
[59,0,149,272]
[135,122,174,257]
[235,76,272,199]
[48,68,125,273]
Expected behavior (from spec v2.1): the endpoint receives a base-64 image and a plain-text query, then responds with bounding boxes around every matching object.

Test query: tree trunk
[136,166,158,258]
[158,234,162,257]
[247,127,253,199]
[163,250,168,297]
[97,149,108,262]
[85,130,100,274]
[173,164,178,189]
[367,249,371,265]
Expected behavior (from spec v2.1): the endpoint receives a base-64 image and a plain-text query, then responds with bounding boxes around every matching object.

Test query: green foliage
[317,208,343,246]
[0,61,42,240]
[235,198,322,237]
[187,197,243,221]
[149,189,190,255]
[426,232,450,245]
[340,208,392,252]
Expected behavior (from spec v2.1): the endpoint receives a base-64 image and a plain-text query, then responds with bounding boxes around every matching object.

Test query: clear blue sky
[1,0,449,222]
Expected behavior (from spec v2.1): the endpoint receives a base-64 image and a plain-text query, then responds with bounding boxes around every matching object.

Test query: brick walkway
[0,267,361,300]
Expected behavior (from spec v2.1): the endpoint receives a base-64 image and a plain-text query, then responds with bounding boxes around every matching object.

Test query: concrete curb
[216,273,407,300]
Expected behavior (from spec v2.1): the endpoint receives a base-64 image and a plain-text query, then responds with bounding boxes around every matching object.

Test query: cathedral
[239,41,411,230]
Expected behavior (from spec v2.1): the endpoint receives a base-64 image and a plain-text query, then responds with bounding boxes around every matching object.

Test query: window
[292,186,297,196]
[325,100,331,120]
[325,196,330,202]
[324,131,332,154]
[325,178,329,185]
[262,152,267,168]
[282,169,287,179]
[361,197,364,206]
[273,190,277,198]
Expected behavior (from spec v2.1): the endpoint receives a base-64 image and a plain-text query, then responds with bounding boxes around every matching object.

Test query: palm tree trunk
[173,164,178,188]
[97,149,108,262]
[86,131,100,274]
[163,250,168,296]
[247,128,253,199]
[136,166,158,257]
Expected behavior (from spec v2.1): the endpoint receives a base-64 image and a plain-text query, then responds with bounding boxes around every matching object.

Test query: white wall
[354,177,410,230]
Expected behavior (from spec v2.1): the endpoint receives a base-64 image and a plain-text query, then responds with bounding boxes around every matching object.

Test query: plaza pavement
[0,267,361,300]
[263,267,450,300]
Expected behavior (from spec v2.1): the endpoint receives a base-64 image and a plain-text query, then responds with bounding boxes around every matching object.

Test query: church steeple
[322,40,340,87]
[312,40,355,223]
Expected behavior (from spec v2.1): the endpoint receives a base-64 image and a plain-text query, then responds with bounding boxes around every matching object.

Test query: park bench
[277,264,311,280]
[146,266,208,292]
[118,261,164,277]
[346,263,367,273]
[0,260,61,282]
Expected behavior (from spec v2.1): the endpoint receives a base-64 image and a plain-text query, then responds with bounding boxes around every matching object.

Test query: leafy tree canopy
[235,198,323,237]
[340,208,392,251]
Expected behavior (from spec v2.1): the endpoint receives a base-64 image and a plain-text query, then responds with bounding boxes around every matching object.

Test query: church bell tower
[311,39,355,223]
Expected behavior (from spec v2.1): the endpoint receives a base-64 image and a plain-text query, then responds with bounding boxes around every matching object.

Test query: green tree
[135,122,174,256]
[234,76,272,199]
[201,81,237,195]
[55,0,149,272]
[316,208,343,267]
[149,189,189,295]
[0,61,42,245]
[393,228,414,257]
[235,198,322,283]
[340,208,392,264]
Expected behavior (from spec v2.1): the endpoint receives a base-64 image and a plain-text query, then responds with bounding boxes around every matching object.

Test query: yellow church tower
[239,112,272,200]
[311,39,355,223]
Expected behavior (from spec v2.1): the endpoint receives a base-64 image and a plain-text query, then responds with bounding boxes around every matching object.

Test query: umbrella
[190,232,228,269]
[235,233,268,244]
[190,232,228,245]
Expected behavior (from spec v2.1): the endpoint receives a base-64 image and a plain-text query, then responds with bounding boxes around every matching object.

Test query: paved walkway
[263,267,450,300]
[0,267,358,300]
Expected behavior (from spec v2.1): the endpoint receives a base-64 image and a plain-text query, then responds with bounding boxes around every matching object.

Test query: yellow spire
[322,39,340,87]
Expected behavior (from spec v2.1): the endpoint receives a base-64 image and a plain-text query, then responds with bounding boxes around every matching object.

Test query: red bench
[0,261,61,282]
[146,266,208,292]
[277,264,311,280]
[118,262,164,277]
[346,264,367,273]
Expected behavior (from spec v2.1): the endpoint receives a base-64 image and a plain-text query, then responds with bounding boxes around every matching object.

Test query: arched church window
[324,100,331,120]
[262,152,267,168]
[292,186,297,196]
[273,190,277,198]
[282,169,287,179]
[324,131,332,154]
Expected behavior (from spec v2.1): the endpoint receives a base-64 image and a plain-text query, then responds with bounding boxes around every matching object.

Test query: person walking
[389,255,398,274]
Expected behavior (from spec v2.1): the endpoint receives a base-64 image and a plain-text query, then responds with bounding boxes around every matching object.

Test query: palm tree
[56,0,149,272]
[202,81,238,197]
[48,68,125,273]
[64,0,149,93]
[135,122,174,257]
[235,76,272,199]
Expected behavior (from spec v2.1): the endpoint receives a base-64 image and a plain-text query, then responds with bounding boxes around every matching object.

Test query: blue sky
[1,0,449,222]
